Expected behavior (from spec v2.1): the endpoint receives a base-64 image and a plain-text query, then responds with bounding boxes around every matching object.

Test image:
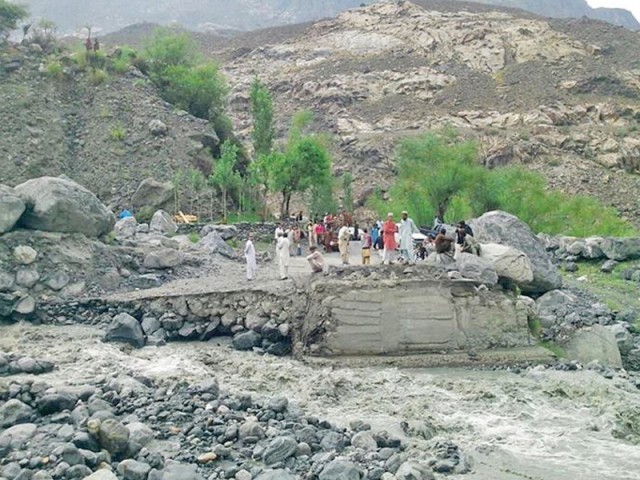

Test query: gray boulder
[0,185,26,234]
[13,295,36,315]
[196,231,237,259]
[479,243,534,285]
[0,423,37,450]
[15,176,115,237]
[472,211,561,293]
[263,436,298,465]
[99,419,130,454]
[424,252,455,267]
[148,120,169,137]
[36,392,77,414]
[114,217,138,239]
[45,272,70,291]
[255,470,296,480]
[117,459,152,480]
[149,210,177,235]
[232,330,262,351]
[0,272,15,291]
[200,224,238,240]
[319,460,362,480]
[456,253,498,286]
[395,461,435,480]
[13,245,37,265]
[148,462,204,480]
[132,179,173,212]
[127,422,154,447]
[143,249,185,269]
[535,290,576,328]
[15,267,40,288]
[565,325,623,368]
[105,313,145,348]
[351,431,378,451]
[599,237,640,261]
[0,399,34,428]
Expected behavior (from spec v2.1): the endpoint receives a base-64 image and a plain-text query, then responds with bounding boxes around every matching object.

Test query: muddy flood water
[2,323,639,480]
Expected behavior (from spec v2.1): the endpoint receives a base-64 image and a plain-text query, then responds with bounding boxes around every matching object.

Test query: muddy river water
[2,323,639,480]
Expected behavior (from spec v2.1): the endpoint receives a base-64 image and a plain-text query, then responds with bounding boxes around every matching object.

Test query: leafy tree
[160,63,228,120]
[186,169,206,217]
[143,29,201,75]
[308,177,337,221]
[0,0,28,39]
[249,78,275,157]
[209,140,241,220]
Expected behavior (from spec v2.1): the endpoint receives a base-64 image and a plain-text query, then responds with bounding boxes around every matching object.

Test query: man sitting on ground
[306,246,325,273]
[435,228,454,255]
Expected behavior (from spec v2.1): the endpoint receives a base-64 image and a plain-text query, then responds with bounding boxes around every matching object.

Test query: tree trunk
[280,191,287,220]
[285,193,292,220]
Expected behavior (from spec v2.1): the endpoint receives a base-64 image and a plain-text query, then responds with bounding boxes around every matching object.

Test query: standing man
[338,222,351,265]
[382,213,398,265]
[276,232,290,280]
[244,233,257,281]
[399,210,419,264]
[361,228,372,265]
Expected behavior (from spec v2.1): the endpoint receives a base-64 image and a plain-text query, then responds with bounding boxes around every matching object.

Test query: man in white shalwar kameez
[276,233,290,280]
[244,233,257,281]
[399,210,419,264]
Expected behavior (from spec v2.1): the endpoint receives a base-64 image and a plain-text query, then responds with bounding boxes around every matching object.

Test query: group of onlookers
[242,210,480,281]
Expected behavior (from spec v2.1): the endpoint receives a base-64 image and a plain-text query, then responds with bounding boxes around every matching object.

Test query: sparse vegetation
[44,58,63,79]
[89,68,108,85]
[540,341,566,358]
[108,124,126,141]
[188,232,200,244]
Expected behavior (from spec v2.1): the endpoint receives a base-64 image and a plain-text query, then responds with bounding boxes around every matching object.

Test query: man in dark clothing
[435,229,454,255]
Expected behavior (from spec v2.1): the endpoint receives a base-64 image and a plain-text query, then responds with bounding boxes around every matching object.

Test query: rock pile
[0,375,460,480]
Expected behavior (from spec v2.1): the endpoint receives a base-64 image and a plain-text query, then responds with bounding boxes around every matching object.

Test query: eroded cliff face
[219,1,640,220]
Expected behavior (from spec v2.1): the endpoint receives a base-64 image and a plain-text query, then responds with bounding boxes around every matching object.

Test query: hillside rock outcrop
[131,178,173,213]
[15,177,115,237]
[472,211,562,293]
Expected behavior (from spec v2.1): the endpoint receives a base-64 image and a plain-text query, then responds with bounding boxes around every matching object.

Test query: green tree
[0,0,28,39]
[249,78,275,157]
[186,169,206,217]
[143,29,201,75]
[394,133,478,221]
[209,140,241,220]
[308,177,337,221]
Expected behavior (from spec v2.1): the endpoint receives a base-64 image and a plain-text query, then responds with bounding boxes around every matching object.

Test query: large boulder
[479,243,534,286]
[565,325,623,368]
[599,237,640,261]
[200,224,238,240]
[14,177,115,237]
[0,185,26,234]
[131,179,173,212]
[114,217,138,239]
[535,290,576,328]
[456,253,498,286]
[143,249,185,269]
[472,211,561,293]
[105,313,145,348]
[0,399,34,428]
[98,419,130,455]
[149,210,178,235]
[196,231,237,259]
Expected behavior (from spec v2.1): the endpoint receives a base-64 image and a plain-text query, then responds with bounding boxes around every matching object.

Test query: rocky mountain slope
[19,0,639,35]
[0,45,219,210]
[212,0,640,221]
[19,0,375,35]
[454,0,640,30]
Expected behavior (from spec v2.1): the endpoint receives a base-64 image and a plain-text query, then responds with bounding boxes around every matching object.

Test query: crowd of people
[242,210,480,281]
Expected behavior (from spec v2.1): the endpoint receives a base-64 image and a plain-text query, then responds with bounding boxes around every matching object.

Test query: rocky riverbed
[0,323,638,480]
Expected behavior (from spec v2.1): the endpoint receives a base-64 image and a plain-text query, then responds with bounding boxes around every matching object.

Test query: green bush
[89,68,108,85]
[109,124,126,141]
[137,206,155,223]
[44,59,63,79]
[188,232,200,243]
[373,132,636,237]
